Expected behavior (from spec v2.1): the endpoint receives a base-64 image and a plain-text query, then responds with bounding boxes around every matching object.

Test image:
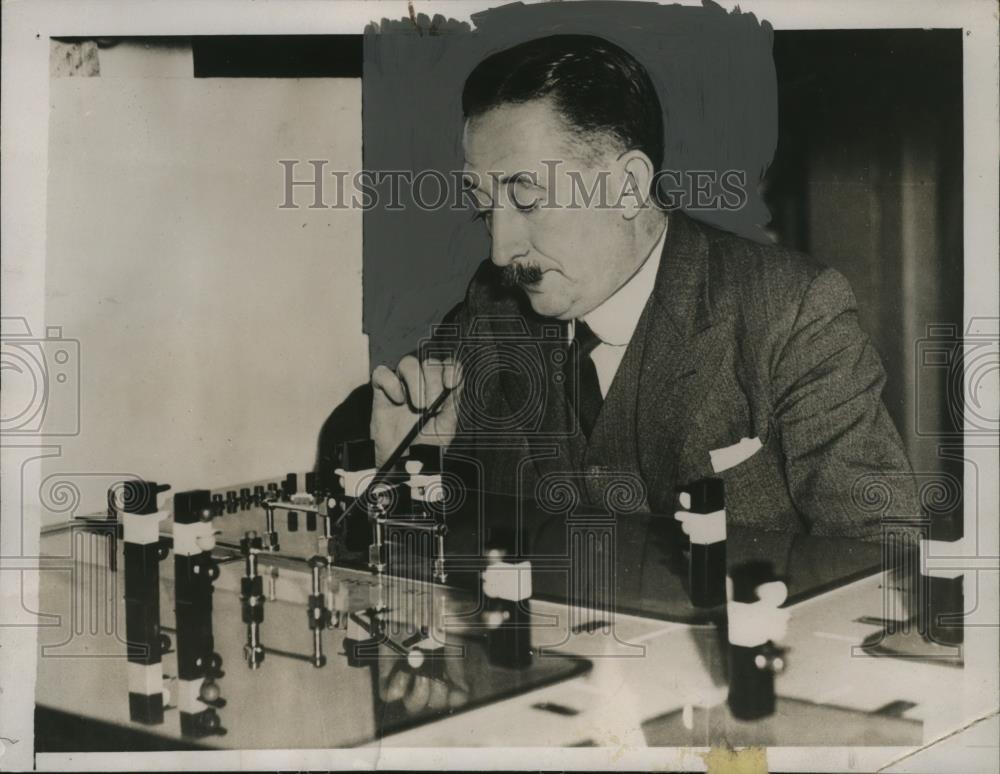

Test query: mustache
[500,263,544,288]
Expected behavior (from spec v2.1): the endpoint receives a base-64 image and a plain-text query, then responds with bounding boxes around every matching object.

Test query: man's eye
[472,209,493,226]
[513,197,539,213]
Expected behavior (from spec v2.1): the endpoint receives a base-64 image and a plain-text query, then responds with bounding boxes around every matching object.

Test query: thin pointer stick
[333,386,453,528]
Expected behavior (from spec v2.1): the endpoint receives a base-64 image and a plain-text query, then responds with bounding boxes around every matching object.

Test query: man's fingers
[403,675,431,715]
[417,394,461,445]
[408,356,460,412]
[396,355,425,410]
[372,364,407,406]
[445,652,469,692]
[441,358,463,391]
[427,677,450,710]
[423,357,464,410]
[387,667,411,702]
[423,359,446,410]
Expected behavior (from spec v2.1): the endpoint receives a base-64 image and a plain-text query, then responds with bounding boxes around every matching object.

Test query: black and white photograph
[0,0,997,771]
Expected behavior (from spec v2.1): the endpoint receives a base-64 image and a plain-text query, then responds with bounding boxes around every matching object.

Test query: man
[357,34,919,540]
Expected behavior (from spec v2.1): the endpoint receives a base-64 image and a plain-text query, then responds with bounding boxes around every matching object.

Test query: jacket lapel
[494,311,582,486]
[637,212,725,512]
[585,301,650,470]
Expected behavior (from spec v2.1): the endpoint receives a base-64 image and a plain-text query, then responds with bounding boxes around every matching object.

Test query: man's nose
[489,208,529,267]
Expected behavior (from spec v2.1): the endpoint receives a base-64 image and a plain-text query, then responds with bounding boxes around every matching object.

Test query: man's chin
[522,288,572,320]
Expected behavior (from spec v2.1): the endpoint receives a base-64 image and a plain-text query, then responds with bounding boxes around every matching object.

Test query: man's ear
[616,150,656,221]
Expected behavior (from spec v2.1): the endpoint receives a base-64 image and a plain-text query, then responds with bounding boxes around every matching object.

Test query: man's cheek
[531,223,580,272]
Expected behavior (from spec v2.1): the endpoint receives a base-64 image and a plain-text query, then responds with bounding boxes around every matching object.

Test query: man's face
[463,99,638,320]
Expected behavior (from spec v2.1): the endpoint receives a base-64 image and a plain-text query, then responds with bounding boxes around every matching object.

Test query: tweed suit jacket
[437,211,920,540]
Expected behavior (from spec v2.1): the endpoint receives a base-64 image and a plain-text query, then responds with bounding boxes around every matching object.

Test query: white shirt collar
[578,220,668,346]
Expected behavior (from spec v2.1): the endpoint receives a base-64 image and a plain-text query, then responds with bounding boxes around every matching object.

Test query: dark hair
[462,34,664,170]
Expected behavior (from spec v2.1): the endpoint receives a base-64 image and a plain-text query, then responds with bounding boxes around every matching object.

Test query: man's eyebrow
[462,169,545,191]
[503,171,544,187]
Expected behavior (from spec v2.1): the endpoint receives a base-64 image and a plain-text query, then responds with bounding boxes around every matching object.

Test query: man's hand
[370,355,462,467]
[376,644,469,714]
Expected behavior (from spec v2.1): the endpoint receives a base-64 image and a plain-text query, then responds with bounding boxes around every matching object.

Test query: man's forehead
[462,99,578,180]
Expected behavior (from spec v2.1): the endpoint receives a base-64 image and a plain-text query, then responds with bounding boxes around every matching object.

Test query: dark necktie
[570,320,603,438]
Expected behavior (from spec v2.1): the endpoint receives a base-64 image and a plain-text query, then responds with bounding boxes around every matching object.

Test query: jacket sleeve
[770,267,922,540]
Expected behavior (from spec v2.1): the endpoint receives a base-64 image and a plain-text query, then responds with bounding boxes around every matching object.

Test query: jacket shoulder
[694,218,856,329]
[701,221,823,298]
